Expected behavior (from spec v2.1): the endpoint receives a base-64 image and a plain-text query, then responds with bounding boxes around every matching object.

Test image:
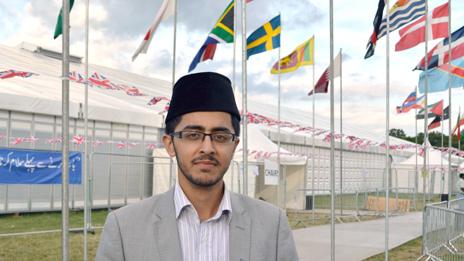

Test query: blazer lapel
[229,193,251,261]
[153,188,183,261]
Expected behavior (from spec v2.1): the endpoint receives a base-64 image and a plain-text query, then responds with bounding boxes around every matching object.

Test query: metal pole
[61,0,70,259]
[414,95,418,210]
[447,0,452,205]
[83,0,90,259]
[423,0,430,208]
[385,0,391,258]
[171,0,177,85]
[311,35,316,222]
[329,0,335,260]
[339,48,343,216]
[277,36,283,209]
[232,0,237,94]
[241,0,248,196]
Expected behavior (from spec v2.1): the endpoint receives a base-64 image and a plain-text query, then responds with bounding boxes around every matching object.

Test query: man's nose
[199,135,216,154]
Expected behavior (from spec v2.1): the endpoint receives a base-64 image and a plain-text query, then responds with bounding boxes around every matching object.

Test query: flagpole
[414,88,418,210]
[339,48,343,217]
[277,32,283,209]
[423,0,430,208]
[61,0,70,259]
[447,0,452,205]
[329,0,335,260]
[171,0,178,87]
[241,0,248,196]
[83,0,90,260]
[311,35,316,223]
[441,105,444,195]
[385,0,391,258]
[232,0,237,94]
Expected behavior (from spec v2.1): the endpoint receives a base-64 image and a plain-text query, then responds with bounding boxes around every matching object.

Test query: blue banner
[0,148,82,184]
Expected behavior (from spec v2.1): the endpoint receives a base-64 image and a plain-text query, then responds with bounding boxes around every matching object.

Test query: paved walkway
[293,212,423,261]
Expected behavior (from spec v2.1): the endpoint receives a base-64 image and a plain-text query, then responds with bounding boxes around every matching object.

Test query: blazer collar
[152,188,183,261]
[229,192,251,261]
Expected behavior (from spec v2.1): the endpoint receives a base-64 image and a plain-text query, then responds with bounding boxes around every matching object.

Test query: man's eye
[184,132,202,140]
[213,134,229,142]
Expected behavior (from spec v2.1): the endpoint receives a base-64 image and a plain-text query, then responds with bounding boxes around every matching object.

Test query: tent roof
[395,148,449,167]
[0,42,415,148]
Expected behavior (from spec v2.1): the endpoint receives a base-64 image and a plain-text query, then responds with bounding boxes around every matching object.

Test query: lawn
[0,207,433,260]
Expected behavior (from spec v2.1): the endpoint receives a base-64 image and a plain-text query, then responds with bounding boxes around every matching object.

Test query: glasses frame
[169,130,238,144]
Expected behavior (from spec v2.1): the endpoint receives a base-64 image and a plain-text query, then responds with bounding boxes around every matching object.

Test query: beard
[173,146,230,188]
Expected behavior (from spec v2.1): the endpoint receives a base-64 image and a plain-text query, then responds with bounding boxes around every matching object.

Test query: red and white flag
[396,2,449,52]
[308,52,341,96]
[132,0,175,61]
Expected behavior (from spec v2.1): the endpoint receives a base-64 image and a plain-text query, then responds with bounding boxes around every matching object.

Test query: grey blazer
[96,188,298,261]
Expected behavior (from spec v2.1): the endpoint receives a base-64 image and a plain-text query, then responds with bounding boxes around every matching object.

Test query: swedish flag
[247,15,281,59]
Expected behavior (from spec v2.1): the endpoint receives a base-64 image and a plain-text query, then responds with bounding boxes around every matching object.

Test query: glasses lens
[211,133,234,143]
[182,131,204,141]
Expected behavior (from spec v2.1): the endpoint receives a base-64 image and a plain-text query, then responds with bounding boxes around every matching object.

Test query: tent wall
[0,109,158,214]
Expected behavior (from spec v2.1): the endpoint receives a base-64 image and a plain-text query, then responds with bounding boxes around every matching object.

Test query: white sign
[264,159,279,185]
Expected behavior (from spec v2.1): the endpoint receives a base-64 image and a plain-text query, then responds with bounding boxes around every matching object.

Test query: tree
[389,128,406,139]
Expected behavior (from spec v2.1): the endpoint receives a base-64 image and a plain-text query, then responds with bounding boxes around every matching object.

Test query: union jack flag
[125,86,145,96]
[88,72,117,90]
[68,71,86,84]
[72,135,85,145]
[147,96,170,106]
[0,69,37,79]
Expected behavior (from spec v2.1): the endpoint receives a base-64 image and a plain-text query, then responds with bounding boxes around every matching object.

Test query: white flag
[332,52,341,78]
[132,0,174,61]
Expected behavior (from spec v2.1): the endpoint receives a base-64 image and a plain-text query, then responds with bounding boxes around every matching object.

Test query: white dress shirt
[174,183,232,261]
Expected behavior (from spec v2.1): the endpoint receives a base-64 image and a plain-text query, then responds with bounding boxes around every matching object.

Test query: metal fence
[422,199,464,260]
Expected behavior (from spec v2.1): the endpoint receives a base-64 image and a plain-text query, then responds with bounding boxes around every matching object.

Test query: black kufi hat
[165,72,240,123]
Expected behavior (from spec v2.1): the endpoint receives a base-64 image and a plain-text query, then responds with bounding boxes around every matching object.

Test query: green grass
[0,209,109,234]
[363,237,423,261]
[0,210,109,260]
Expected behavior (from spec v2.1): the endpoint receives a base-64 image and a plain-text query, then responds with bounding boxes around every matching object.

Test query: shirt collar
[174,182,232,221]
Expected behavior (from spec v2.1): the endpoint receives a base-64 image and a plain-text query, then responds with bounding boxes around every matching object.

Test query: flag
[428,116,441,130]
[438,57,464,78]
[53,0,75,39]
[88,72,116,90]
[132,0,175,61]
[308,52,341,96]
[418,58,464,93]
[0,69,36,79]
[416,100,446,119]
[365,0,426,58]
[125,86,145,96]
[396,2,449,51]
[396,91,425,113]
[270,36,314,74]
[147,96,170,106]
[453,111,464,139]
[246,15,281,59]
[68,71,86,84]
[188,1,235,72]
[377,0,426,38]
[416,26,464,70]
[364,0,385,59]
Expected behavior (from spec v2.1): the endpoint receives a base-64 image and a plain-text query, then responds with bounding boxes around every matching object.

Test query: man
[96,72,298,261]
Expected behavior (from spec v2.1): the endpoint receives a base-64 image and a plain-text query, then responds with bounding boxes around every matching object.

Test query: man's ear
[162,134,176,157]
[233,138,240,151]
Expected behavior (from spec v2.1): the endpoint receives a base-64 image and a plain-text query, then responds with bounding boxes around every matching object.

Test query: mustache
[192,155,219,165]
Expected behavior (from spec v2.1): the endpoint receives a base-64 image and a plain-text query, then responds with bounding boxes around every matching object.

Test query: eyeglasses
[170,131,237,144]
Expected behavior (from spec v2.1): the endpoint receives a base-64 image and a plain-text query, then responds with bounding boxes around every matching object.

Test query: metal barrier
[422,199,464,260]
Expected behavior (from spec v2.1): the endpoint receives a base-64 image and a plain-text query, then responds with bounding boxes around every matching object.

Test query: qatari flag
[396,2,449,52]
[308,69,328,96]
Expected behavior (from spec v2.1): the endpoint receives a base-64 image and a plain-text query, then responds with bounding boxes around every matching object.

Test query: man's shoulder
[229,191,282,217]
[110,190,171,221]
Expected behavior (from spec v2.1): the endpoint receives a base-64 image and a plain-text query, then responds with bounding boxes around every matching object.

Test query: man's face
[163,111,239,188]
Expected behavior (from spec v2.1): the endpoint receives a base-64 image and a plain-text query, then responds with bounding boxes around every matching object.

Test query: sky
[0,0,463,137]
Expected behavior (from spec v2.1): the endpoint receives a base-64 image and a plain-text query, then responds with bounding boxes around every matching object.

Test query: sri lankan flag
[271,36,314,74]
[188,1,234,72]
[247,15,281,59]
